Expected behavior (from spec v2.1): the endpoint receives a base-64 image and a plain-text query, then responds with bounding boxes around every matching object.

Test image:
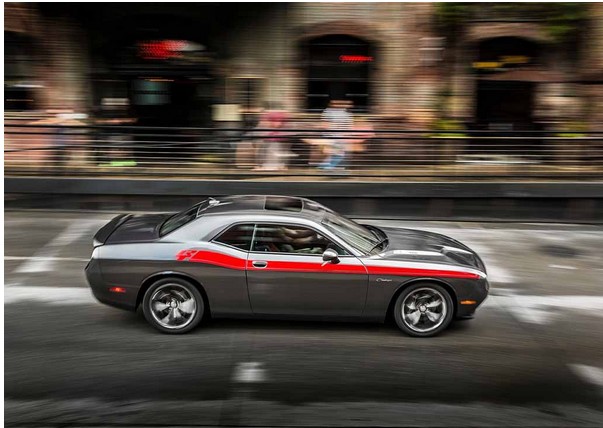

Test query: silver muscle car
[86,195,488,337]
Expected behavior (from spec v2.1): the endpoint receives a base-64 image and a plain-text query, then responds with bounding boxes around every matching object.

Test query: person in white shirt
[319,99,353,171]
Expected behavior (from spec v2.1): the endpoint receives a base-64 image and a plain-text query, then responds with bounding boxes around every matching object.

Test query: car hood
[373,226,486,272]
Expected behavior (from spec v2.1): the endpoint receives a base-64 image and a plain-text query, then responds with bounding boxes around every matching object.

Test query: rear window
[159,201,208,236]
[213,223,255,251]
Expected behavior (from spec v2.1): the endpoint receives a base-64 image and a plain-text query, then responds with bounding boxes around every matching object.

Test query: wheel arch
[386,277,458,321]
[137,271,211,317]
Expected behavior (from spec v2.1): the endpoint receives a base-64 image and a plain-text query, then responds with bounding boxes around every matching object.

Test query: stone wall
[215,2,443,124]
[580,3,603,129]
[6,3,603,129]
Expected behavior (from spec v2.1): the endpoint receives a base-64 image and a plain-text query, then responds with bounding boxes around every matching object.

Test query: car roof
[197,195,331,220]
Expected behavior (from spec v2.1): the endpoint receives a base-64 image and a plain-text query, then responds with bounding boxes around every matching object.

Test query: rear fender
[137,270,211,316]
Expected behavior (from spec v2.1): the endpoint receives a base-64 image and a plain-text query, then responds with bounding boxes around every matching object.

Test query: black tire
[393,282,454,337]
[142,278,205,334]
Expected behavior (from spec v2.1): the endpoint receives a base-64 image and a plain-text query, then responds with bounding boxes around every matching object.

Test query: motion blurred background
[4,2,603,427]
[5,3,603,183]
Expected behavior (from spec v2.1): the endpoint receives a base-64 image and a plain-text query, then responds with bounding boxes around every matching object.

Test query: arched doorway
[473,36,542,131]
[303,35,373,113]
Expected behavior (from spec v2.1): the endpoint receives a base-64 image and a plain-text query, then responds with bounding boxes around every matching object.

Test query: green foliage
[434,3,587,43]
[544,3,588,43]
[430,119,467,138]
[434,3,471,32]
[556,121,588,138]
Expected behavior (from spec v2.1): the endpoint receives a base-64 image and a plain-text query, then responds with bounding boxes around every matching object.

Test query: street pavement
[4,210,603,427]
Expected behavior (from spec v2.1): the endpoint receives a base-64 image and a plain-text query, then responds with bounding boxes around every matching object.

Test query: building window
[5,32,38,111]
[132,79,171,105]
[305,35,373,113]
[93,80,129,108]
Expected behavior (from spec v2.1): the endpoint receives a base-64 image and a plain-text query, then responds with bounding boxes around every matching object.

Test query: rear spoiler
[93,214,133,246]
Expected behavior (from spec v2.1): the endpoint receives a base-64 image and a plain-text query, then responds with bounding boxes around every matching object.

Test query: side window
[252,224,348,255]
[213,224,254,251]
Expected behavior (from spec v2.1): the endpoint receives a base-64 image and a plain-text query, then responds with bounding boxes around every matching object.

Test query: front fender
[363,275,486,322]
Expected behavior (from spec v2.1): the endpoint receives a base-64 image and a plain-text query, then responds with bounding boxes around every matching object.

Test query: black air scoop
[376,226,486,272]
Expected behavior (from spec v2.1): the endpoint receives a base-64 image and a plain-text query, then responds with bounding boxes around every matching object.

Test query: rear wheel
[142,278,204,334]
[394,282,454,337]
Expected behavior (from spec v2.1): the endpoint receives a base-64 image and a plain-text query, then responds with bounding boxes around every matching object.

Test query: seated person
[254,226,328,254]
[278,226,326,254]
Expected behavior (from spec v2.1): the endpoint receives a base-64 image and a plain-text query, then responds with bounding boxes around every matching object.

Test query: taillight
[109,287,127,293]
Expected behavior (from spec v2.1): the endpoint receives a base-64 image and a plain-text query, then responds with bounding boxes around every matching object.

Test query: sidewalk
[5,154,603,180]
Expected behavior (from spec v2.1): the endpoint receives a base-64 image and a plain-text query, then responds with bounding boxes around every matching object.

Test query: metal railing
[4,123,603,179]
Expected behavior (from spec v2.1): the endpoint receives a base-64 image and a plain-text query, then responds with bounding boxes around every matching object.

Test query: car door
[246,223,368,317]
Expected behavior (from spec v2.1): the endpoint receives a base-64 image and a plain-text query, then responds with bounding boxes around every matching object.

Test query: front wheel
[142,278,204,334]
[393,282,454,337]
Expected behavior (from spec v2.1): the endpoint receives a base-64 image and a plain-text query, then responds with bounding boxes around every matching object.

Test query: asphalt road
[4,210,603,427]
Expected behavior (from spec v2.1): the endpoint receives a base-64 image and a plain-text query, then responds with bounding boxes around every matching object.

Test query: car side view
[85,195,488,337]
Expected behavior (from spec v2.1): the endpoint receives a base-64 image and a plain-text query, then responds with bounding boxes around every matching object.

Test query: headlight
[91,247,100,259]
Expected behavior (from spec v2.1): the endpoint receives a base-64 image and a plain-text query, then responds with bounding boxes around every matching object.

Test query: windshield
[322,212,384,255]
[159,200,208,236]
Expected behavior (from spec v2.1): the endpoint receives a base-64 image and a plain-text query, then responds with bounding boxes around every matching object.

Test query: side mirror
[322,249,339,266]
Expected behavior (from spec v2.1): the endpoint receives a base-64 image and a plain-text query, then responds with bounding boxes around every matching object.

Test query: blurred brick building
[5,2,603,130]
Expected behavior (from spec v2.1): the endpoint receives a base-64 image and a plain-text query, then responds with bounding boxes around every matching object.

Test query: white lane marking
[548,264,577,270]
[568,364,603,389]
[15,258,52,274]
[5,256,89,262]
[4,286,96,305]
[484,292,603,325]
[14,220,102,273]
[232,362,266,383]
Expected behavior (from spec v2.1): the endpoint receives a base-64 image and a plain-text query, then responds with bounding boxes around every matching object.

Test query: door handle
[252,261,268,269]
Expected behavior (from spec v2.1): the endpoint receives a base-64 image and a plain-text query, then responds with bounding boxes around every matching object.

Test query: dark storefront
[101,40,214,127]
[47,4,225,128]
[304,34,373,113]
[473,36,541,132]
[470,36,547,154]
[475,80,535,130]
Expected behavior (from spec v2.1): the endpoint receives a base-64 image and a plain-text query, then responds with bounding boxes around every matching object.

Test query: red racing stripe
[176,250,246,270]
[246,259,367,275]
[176,250,479,279]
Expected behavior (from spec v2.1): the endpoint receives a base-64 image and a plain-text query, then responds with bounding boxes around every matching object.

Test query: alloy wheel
[149,283,197,330]
[401,287,447,333]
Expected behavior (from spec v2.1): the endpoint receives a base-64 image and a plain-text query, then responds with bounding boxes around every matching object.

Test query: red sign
[138,40,187,60]
[339,55,373,64]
